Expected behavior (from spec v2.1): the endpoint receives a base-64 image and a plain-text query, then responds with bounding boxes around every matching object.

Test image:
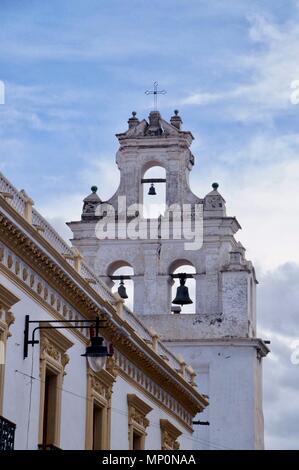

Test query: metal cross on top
[145,81,167,110]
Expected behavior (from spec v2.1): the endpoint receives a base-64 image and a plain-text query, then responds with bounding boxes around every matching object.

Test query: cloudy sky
[0,0,299,449]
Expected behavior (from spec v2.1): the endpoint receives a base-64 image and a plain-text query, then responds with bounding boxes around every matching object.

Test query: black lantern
[81,335,111,372]
[81,316,112,372]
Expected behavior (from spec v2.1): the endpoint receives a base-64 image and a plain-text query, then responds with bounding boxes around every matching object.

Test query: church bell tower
[67,109,269,450]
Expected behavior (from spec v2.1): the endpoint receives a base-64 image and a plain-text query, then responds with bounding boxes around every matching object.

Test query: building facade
[68,110,269,450]
[0,171,208,450]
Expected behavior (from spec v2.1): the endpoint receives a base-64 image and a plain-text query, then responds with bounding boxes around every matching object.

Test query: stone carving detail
[40,332,72,378]
[0,309,15,340]
[7,254,13,268]
[0,245,4,261]
[15,260,20,275]
[40,337,61,362]
[130,406,149,428]
[105,356,118,378]
[205,195,223,210]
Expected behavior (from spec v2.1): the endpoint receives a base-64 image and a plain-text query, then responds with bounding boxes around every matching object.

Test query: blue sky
[1,0,299,449]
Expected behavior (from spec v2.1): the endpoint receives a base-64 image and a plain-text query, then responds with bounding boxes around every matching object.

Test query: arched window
[107,261,134,310]
[142,165,166,219]
[169,261,196,314]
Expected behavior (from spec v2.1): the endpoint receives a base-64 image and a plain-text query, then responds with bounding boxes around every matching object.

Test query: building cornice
[165,337,270,357]
[0,197,208,416]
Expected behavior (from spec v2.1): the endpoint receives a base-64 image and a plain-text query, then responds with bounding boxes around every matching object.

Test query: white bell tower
[68,109,269,450]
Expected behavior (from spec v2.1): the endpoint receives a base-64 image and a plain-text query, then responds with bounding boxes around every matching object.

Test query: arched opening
[107,261,134,310]
[142,165,166,219]
[169,260,196,314]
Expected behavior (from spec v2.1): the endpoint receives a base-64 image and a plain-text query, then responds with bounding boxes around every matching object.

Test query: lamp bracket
[23,315,107,359]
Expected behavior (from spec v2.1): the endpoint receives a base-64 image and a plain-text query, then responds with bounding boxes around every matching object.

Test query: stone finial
[204,182,226,216]
[82,186,101,221]
[128,111,139,129]
[186,366,197,387]
[149,327,160,352]
[177,354,186,377]
[71,247,83,272]
[20,189,34,224]
[170,109,182,130]
[146,111,163,136]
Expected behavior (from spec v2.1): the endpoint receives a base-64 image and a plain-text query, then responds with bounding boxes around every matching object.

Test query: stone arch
[141,162,166,218]
[106,260,133,277]
[168,259,196,314]
[141,160,166,177]
[168,258,195,274]
[106,260,134,309]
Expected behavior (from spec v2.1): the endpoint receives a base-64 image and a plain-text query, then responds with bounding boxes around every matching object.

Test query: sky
[0,0,299,449]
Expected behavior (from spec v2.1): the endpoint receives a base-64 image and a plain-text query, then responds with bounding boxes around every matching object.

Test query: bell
[172,276,193,305]
[118,279,128,299]
[148,183,156,196]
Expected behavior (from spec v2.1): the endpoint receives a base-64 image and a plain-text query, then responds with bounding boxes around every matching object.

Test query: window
[132,430,143,450]
[38,327,73,449]
[127,394,152,450]
[42,368,59,448]
[92,402,104,450]
[85,364,117,450]
[0,285,19,416]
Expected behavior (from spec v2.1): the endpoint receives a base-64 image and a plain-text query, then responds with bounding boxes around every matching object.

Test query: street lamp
[81,317,113,372]
[23,315,113,372]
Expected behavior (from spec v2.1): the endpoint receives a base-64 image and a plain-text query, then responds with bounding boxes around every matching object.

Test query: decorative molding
[0,284,19,415]
[127,394,152,450]
[160,419,181,450]
[115,350,193,430]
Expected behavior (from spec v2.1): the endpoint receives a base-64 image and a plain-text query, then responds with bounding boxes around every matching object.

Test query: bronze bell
[172,276,193,305]
[148,183,156,196]
[118,279,128,299]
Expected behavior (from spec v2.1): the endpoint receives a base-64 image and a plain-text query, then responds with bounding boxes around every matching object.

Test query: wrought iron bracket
[109,275,131,280]
[141,178,166,184]
[170,273,194,279]
[23,315,107,359]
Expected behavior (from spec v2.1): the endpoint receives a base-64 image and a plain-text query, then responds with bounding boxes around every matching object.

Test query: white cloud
[190,131,299,272]
[182,14,299,121]
[258,263,299,449]
[80,157,120,202]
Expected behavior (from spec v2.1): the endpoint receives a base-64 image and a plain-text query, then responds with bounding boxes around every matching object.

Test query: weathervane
[145,81,166,110]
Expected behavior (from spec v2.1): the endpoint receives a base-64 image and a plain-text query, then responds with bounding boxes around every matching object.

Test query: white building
[68,110,269,450]
[0,171,208,450]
